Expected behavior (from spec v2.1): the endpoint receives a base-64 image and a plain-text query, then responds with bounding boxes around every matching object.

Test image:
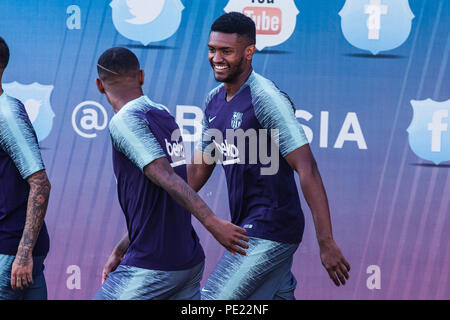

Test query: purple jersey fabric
[198,72,308,244]
[0,93,49,256]
[109,96,204,271]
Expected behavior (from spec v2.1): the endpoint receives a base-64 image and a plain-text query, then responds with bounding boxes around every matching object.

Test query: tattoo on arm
[114,233,130,257]
[144,158,213,224]
[16,170,51,264]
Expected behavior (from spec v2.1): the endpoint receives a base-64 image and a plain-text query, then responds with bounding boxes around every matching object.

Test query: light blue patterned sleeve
[195,109,211,154]
[250,73,308,158]
[109,109,166,171]
[0,96,45,179]
[196,85,223,153]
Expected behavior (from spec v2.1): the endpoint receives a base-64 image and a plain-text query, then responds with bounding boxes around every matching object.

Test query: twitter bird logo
[125,0,165,25]
[110,0,184,46]
[3,82,55,142]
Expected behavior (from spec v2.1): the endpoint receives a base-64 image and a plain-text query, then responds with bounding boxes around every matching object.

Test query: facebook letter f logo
[408,99,450,165]
[428,110,448,152]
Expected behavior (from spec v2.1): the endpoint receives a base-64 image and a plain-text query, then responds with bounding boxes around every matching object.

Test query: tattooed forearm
[144,158,213,225]
[16,170,51,264]
[114,233,130,257]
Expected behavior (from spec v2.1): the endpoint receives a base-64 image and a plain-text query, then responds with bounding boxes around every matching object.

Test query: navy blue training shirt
[109,95,205,271]
[198,72,308,244]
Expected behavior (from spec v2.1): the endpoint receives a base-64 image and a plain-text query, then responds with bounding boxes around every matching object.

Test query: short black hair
[97,47,140,81]
[211,12,256,45]
[0,37,10,70]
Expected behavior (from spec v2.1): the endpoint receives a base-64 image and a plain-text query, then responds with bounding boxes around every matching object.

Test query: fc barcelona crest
[3,82,55,142]
[231,112,243,129]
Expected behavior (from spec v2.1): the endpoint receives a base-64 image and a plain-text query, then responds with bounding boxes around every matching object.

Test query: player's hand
[11,248,34,290]
[319,239,350,286]
[205,215,249,256]
[102,252,123,284]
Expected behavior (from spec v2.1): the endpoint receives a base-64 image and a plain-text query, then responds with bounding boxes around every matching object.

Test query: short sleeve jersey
[198,72,308,244]
[0,93,49,256]
[109,96,204,271]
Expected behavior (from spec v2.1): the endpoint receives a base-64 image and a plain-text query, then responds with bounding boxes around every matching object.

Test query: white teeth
[215,65,228,70]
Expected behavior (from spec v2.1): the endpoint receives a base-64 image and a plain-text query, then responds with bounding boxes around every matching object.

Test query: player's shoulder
[109,96,152,132]
[0,94,26,117]
[109,108,126,134]
[248,72,294,110]
[205,84,224,106]
[0,93,22,105]
[0,94,30,130]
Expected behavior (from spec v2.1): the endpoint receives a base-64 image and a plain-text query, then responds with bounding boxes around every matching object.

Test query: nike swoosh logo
[208,116,217,123]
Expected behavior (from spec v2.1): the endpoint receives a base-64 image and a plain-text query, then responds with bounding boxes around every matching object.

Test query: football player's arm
[102,232,129,283]
[144,157,247,256]
[254,90,350,286]
[187,150,215,192]
[0,106,50,291]
[110,113,248,256]
[187,108,216,192]
[284,145,350,286]
[12,170,51,290]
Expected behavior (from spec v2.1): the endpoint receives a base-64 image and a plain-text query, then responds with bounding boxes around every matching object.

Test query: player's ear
[245,44,256,61]
[139,69,145,86]
[96,78,105,94]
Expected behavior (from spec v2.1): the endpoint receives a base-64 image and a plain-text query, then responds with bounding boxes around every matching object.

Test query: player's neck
[108,87,144,113]
[0,72,3,96]
[224,67,253,102]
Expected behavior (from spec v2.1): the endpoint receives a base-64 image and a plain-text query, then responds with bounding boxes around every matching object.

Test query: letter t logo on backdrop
[339,0,414,55]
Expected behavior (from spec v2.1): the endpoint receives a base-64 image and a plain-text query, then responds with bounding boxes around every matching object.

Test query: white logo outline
[72,101,108,139]
[125,0,166,25]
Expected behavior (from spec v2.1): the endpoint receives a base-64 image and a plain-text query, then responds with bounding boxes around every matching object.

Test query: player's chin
[213,72,232,83]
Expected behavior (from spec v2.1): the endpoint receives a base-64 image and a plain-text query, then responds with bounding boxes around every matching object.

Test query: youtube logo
[225,0,299,50]
[243,7,282,35]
